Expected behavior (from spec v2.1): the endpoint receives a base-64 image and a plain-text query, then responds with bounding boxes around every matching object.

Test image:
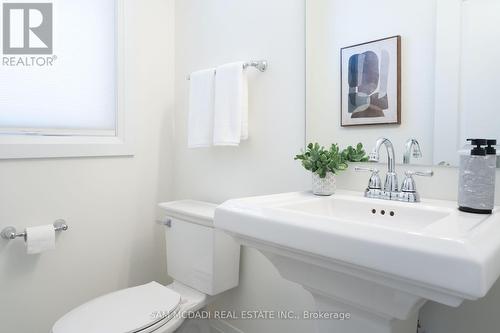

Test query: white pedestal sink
[214,191,500,333]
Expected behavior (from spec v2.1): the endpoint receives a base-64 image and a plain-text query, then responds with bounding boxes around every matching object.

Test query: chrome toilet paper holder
[1,220,68,241]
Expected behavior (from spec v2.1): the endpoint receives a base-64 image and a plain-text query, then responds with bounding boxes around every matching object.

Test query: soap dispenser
[458,139,496,214]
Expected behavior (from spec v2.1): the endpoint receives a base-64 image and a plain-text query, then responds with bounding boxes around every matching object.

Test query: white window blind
[0,0,117,136]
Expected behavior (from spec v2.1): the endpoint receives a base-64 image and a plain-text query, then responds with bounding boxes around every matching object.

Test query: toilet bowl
[52,201,240,333]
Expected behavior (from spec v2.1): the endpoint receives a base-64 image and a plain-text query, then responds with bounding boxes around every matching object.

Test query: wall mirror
[306,0,500,167]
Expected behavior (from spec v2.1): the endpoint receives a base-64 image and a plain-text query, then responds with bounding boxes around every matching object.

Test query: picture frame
[340,35,401,127]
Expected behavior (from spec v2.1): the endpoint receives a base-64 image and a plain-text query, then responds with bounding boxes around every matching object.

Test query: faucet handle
[355,166,379,173]
[401,170,433,193]
[355,166,382,190]
[405,170,434,177]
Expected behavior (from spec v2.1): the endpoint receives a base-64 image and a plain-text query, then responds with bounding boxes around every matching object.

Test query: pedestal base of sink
[256,247,429,333]
[310,291,419,333]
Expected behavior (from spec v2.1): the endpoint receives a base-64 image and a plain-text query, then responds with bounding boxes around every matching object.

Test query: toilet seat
[52,282,182,333]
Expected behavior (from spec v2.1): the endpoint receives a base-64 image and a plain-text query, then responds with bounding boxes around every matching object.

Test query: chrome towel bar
[1,220,68,241]
[186,60,268,80]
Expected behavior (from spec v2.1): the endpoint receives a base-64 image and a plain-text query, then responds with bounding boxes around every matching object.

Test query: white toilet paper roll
[25,225,56,255]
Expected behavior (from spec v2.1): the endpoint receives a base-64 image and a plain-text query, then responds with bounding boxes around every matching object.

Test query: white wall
[173,0,309,204]
[173,0,313,332]
[0,1,175,332]
[459,0,500,142]
[173,1,500,333]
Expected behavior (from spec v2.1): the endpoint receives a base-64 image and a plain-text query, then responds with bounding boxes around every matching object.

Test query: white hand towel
[213,62,249,146]
[188,68,216,148]
[25,225,56,255]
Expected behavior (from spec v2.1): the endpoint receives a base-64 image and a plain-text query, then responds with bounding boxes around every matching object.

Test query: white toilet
[52,200,240,333]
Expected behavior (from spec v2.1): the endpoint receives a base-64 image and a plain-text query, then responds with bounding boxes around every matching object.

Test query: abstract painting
[341,36,401,126]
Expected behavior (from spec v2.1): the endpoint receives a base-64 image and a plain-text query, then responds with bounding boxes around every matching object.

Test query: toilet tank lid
[159,200,217,227]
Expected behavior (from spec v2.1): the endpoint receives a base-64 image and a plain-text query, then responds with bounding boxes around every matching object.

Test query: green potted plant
[341,143,370,163]
[295,143,368,196]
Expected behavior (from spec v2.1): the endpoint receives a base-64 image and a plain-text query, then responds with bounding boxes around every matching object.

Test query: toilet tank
[159,200,240,296]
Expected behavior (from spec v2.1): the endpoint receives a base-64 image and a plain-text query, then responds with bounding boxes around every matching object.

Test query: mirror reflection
[306,0,500,167]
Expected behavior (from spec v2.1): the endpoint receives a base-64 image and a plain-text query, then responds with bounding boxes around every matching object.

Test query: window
[0,0,132,159]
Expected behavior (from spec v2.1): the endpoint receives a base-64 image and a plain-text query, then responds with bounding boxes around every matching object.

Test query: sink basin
[215,191,500,333]
[278,195,451,232]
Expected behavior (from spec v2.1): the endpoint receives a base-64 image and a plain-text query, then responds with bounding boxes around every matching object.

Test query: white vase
[312,172,336,196]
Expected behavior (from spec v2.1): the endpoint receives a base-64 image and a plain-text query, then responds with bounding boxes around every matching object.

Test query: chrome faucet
[403,138,422,164]
[368,137,398,193]
[356,137,433,203]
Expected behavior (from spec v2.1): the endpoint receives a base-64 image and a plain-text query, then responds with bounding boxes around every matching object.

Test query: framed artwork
[341,35,401,126]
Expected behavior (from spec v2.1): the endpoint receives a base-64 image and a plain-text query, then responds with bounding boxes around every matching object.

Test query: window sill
[0,135,134,159]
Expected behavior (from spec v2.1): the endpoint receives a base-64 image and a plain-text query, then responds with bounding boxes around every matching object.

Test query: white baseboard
[209,319,245,333]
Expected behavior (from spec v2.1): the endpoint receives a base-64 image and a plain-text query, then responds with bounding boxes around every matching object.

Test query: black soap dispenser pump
[458,139,496,214]
[486,139,497,157]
